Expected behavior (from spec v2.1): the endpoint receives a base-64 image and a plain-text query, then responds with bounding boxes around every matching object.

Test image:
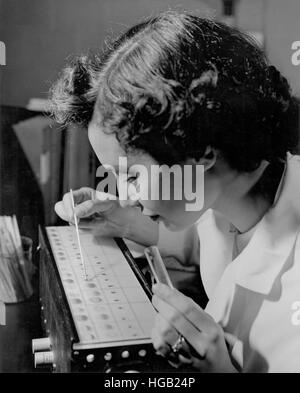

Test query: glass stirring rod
[70,189,88,280]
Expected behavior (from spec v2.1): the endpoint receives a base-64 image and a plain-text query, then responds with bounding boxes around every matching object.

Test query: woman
[52,11,300,372]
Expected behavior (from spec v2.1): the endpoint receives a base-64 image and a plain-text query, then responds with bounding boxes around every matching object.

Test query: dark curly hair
[50,11,299,172]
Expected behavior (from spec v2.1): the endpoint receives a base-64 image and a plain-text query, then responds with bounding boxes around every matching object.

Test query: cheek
[160,199,186,217]
[134,176,164,213]
[136,169,185,213]
[131,169,159,202]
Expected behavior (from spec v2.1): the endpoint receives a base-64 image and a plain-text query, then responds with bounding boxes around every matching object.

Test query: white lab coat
[157,153,300,372]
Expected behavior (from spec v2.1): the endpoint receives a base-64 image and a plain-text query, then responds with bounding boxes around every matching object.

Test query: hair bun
[72,56,91,96]
[50,55,100,126]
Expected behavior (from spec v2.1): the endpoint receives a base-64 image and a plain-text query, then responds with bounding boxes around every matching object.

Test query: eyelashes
[127,176,138,184]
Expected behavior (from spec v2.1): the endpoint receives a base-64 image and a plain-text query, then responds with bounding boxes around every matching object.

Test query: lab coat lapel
[234,154,300,294]
[197,209,235,298]
[200,154,300,297]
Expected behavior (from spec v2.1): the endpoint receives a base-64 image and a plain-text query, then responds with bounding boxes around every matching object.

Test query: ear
[192,146,218,171]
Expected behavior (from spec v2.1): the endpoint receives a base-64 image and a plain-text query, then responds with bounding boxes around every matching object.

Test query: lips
[149,215,161,222]
[148,214,177,230]
[149,215,171,227]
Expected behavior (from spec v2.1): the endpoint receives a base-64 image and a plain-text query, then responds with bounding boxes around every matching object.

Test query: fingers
[91,221,123,238]
[75,199,115,218]
[151,284,231,372]
[151,313,195,369]
[151,313,182,360]
[152,293,208,357]
[54,188,117,223]
[151,328,171,357]
[95,190,117,202]
[72,187,96,204]
[151,314,178,361]
[152,283,215,333]
[54,200,73,223]
[61,191,75,221]
[59,188,93,221]
[152,313,179,347]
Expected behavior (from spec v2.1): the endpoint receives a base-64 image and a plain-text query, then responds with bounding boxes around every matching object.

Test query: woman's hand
[151,283,237,372]
[55,187,158,245]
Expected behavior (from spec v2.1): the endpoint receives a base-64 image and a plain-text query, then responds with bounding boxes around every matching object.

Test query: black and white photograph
[0,0,300,377]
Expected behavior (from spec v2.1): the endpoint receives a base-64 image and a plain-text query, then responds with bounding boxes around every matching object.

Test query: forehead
[88,116,124,166]
[87,114,155,169]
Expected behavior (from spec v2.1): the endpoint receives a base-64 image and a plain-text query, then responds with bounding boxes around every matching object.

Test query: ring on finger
[171,334,186,354]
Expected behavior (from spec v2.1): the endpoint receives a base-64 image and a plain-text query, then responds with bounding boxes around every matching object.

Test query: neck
[213,161,272,234]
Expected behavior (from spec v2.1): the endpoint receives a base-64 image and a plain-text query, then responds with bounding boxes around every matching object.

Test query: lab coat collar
[233,153,300,294]
[199,153,300,296]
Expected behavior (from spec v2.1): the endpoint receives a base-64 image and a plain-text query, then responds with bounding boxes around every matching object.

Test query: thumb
[75,199,115,218]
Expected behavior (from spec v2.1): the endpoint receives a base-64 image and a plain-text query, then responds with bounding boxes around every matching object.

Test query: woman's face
[88,115,219,231]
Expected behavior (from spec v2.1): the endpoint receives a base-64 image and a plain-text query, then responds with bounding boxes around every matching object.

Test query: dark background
[1,0,300,108]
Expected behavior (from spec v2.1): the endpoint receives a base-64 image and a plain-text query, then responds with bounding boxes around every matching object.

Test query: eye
[127,176,138,184]
[127,172,140,184]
